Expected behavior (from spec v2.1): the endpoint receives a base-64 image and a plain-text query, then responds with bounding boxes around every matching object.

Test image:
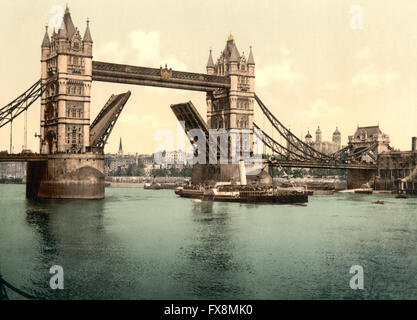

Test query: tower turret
[206,49,214,75]
[315,126,322,143]
[83,18,93,56]
[305,131,313,144]
[41,26,50,48]
[332,127,341,146]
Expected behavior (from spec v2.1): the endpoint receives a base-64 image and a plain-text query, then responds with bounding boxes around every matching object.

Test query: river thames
[0,184,416,299]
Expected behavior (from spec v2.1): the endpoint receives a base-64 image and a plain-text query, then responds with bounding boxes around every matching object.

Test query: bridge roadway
[267,159,377,170]
[0,153,376,170]
[92,61,230,92]
[0,153,47,162]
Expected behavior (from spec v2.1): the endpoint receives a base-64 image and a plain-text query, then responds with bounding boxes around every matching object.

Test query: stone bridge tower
[191,35,255,185]
[40,5,92,154]
[27,6,104,199]
[206,34,255,160]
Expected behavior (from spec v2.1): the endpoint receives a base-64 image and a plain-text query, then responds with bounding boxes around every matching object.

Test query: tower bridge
[0,6,416,198]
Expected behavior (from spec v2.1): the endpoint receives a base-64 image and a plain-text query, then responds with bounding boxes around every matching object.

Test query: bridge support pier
[347,168,377,189]
[26,154,105,199]
[191,164,241,186]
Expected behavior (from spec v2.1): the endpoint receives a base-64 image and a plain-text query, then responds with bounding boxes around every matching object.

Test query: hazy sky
[1,0,416,154]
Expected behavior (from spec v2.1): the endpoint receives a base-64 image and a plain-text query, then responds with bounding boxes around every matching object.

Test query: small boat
[372,200,384,205]
[355,183,373,194]
[354,188,373,194]
[144,182,163,190]
[395,194,408,199]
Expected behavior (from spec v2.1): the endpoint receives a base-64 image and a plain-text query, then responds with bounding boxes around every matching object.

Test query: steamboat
[175,183,308,204]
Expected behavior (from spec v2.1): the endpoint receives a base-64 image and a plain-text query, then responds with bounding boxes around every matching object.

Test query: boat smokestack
[412,137,417,152]
[239,160,247,186]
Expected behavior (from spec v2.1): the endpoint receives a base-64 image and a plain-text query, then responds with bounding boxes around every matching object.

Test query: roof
[333,127,341,135]
[41,27,50,47]
[316,126,321,134]
[83,20,93,43]
[57,20,67,39]
[354,125,382,138]
[222,36,240,63]
[56,6,77,40]
[247,46,255,65]
[305,131,312,139]
[206,49,214,68]
[63,8,76,38]
[229,44,240,62]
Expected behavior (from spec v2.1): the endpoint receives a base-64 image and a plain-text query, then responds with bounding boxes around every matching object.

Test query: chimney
[412,137,417,152]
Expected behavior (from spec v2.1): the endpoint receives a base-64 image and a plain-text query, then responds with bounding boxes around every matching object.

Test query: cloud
[352,64,399,87]
[320,81,340,91]
[257,58,304,89]
[280,47,291,56]
[296,98,343,119]
[119,114,174,129]
[355,47,371,60]
[256,47,305,89]
[95,29,187,71]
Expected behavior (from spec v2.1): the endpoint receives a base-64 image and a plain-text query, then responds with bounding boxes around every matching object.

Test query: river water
[0,184,416,300]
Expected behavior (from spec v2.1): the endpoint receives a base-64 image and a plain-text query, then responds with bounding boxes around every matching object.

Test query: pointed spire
[41,25,50,47]
[118,137,123,155]
[61,4,76,38]
[83,18,93,43]
[247,46,255,65]
[206,49,214,68]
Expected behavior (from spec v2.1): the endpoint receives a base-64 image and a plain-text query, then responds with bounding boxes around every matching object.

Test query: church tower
[206,34,255,161]
[118,137,123,155]
[40,5,93,154]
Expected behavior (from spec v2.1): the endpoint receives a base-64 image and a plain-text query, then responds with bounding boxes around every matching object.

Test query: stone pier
[26,153,104,199]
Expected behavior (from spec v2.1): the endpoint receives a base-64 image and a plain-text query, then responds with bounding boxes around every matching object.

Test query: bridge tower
[27,6,104,199]
[40,5,92,154]
[206,34,255,158]
[192,35,256,185]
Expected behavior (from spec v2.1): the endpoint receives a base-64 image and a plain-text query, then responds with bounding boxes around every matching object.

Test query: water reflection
[23,198,128,299]
[177,200,254,299]
[2,185,417,299]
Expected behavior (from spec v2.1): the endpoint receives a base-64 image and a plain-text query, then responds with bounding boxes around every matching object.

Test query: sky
[0,0,416,154]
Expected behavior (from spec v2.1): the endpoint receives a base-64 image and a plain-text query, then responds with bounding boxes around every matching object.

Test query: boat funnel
[239,160,247,186]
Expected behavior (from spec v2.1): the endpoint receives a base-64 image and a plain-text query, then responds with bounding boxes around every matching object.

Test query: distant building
[304,126,342,155]
[348,125,391,154]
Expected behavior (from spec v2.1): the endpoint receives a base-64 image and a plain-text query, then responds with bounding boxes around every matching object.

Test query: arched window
[72,127,77,142]
[72,108,77,118]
